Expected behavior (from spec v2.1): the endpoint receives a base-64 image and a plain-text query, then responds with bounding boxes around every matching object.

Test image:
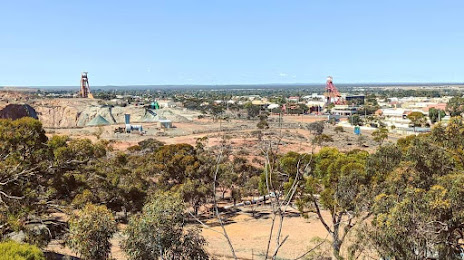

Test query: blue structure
[354,126,361,135]
[124,113,143,133]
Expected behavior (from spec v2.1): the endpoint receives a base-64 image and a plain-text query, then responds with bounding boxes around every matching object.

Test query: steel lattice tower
[324,76,343,105]
[79,72,93,98]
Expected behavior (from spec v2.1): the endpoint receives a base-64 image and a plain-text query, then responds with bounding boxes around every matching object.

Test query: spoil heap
[86,115,110,126]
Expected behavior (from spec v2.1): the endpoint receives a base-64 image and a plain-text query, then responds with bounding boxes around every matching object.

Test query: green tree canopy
[122,192,208,260]
[371,127,388,145]
[0,241,45,260]
[296,148,370,259]
[363,121,464,259]
[68,204,116,260]
[407,111,426,131]
[428,107,446,124]
[306,121,325,135]
[446,96,464,117]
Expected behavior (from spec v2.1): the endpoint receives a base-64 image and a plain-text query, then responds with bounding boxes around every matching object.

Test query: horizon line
[2,81,464,89]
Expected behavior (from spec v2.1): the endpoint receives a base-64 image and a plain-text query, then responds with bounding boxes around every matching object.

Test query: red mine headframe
[79,72,93,98]
[324,76,344,105]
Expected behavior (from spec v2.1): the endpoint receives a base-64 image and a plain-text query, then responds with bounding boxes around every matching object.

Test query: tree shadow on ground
[186,209,240,227]
[44,252,79,260]
[187,205,303,228]
[241,210,271,219]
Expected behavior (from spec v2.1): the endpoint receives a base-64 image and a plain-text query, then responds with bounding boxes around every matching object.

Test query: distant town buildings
[375,96,451,129]
[157,100,177,108]
[331,105,359,116]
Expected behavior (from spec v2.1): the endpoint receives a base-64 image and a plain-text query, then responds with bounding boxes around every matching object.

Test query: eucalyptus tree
[297,148,371,259]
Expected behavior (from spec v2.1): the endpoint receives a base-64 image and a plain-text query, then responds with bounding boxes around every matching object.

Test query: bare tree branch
[272,234,289,259]
[313,198,333,235]
[294,233,330,260]
[0,190,24,200]
[212,128,237,260]
[188,212,225,237]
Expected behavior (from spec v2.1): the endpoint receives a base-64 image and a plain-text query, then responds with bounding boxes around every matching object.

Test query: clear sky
[1,0,463,86]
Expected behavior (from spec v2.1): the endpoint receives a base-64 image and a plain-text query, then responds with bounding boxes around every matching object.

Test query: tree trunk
[159,245,164,260]
[332,222,343,260]
[251,197,255,217]
[332,239,342,260]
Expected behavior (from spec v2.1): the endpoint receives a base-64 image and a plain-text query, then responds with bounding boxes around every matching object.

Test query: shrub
[24,224,52,248]
[122,192,209,260]
[71,189,96,208]
[257,119,269,129]
[306,121,325,135]
[67,204,117,260]
[0,240,45,260]
[334,126,345,135]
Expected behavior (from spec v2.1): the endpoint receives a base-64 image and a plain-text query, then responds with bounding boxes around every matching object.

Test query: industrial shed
[158,119,172,129]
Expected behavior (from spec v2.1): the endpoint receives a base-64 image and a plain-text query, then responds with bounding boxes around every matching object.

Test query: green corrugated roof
[86,115,110,126]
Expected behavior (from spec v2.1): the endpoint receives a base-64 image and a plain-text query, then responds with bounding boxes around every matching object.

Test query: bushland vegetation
[2,116,464,259]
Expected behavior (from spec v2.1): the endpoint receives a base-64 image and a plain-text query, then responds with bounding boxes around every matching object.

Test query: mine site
[3,1,464,260]
[1,71,459,259]
[1,75,385,260]
[0,73,394,155]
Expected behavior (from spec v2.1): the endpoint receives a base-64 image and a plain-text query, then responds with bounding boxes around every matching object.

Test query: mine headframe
[324,76,344,105]
[79,72,94,98]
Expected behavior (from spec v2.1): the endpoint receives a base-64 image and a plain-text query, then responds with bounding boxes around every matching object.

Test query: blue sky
[1,1,463,86]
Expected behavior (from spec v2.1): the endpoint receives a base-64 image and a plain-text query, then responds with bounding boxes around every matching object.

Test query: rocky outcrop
[30,98,200,128]
[0,104,38,120]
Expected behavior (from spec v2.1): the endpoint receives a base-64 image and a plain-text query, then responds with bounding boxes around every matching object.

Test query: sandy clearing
[201,207,333,260]
[46,207,335,260]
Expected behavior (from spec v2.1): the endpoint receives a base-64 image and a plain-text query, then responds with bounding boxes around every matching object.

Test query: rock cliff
[29,98,198,128]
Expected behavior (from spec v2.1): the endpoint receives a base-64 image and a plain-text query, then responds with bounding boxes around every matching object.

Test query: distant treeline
[36,83,464,100]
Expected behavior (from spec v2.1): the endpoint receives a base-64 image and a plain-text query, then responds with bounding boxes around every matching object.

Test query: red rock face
[0,104,38,120]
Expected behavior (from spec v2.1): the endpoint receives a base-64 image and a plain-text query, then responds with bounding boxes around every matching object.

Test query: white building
[379,108,427,128]
[331,105,358,116]
[158,100,176,108]
[267,103,280,110]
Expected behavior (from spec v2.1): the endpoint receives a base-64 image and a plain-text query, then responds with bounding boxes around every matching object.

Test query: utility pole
[364,90,368,125]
